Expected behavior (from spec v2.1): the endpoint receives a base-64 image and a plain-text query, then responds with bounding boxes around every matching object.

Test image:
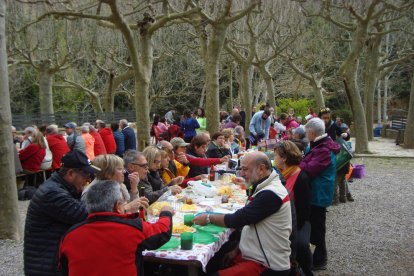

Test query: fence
[12,111,136,130]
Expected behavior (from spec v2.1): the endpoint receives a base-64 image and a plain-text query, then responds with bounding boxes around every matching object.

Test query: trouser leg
[310,205,327,266]
[296,221,313,276]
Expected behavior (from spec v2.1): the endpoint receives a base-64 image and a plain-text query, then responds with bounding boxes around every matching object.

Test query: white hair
[305,117,325,137]
[81,125,90,133]
[83,180,122,213]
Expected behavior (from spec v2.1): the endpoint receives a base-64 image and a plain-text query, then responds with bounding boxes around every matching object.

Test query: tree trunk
[228,66,233,111]
[240,64,253,135]
[383,73,389,123]
[363,34,381,141]
[311,79,325,109]
[136,35,153,150]
[199,84,206,108]
[103,72,115,112]
[377,80,382,124]
[403,72,414,148]
[38,67,54,117]
[259,66,276,108]
[204,26,227,134]
[0,0,22,240]
[339,24,370,153]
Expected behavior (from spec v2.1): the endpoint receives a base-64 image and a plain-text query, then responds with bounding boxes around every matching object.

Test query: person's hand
[172,176,184,185]
[232,177,245,185]
[169,185,182,195]
[125,197,149,213]
[128,172,140,192]
[160,205,175,216]
[193,214,208,226]
[220,156,229,163]
[194,174,208,180]
[176,153,189,165]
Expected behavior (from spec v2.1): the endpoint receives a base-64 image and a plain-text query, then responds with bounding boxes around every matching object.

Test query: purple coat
[300,135,340,178]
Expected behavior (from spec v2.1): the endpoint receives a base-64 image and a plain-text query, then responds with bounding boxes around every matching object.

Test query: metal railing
[12,111,136,130]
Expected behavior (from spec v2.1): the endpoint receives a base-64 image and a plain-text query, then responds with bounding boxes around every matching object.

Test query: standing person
[248,108,271,145]
[274,141,313,275]
[59,180,174,276]
[168,117,184,140]
[64,122,86,154]
[19,131,46,172]
[111,122,125,157]
[234,104,246,130]
[96,120,116,154]
[89,125,107,157]
[46,125,70,171]
[24,150,99,276]
[318,108,341,141]
[120,119,136,151]
[299,118,340,271]
[164,108,176,125]
[80,125,95,161]
[193,152,292,275]
[280,113,299,131]
[181,110,200,143]
[195,107,207,133]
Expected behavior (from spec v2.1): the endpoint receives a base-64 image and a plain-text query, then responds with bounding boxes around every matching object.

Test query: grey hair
[46,125,58,134]
[120,119,128,127]
[123,149,145,169]
[305,117,325,136]
[234,125,244,136]
[89,125,97,132]
[81,125,89,133]
[83,180,122,213]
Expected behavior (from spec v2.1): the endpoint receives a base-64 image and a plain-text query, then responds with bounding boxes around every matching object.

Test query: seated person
[19,130,46,172]
[221,128,240,155]
[83,154,149,213]
[59,180,174,275]
[142,146,182,204]
[186,133,229,178]
[193,152,292,275]
[206,132,232,158]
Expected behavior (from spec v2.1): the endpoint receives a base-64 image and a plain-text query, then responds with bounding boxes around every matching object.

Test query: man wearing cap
[64,122,86,154]
[24,150,100,276]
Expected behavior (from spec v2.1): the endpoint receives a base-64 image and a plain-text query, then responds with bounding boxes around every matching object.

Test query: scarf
[281,165,300,180]
[281,165,301,201]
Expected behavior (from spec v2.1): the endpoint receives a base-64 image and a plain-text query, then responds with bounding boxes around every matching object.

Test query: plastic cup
[180,232,193,250]
[184,214,194,226]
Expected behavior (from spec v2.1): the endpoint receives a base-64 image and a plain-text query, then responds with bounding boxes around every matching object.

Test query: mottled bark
[310,79,325,109]
[403,72,414,149]
[340,24,370,153]
[258,65,276,108]
[363,34,381,141]
[240,64,253,135]
[38,70,54,116]
[0,0,22,240]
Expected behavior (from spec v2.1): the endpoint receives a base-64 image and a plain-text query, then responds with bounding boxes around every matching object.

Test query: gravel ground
[1,158,413,276]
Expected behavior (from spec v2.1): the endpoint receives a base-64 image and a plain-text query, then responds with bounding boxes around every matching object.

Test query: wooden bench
[391,116,406,145]
[16,170,48,188]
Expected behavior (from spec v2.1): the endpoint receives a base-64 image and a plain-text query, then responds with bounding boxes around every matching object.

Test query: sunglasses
[131,162,149,168]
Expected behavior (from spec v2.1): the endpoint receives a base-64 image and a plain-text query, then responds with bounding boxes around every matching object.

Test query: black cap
[61,150,100,174]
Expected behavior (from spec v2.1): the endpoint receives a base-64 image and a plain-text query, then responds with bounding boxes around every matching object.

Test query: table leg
[188,265,198,276]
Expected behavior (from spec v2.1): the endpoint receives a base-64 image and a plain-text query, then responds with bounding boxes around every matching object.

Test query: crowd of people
[18,104,355,276]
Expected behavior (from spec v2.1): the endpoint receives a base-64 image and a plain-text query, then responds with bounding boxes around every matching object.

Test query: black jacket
[24,173,87,276]
[206,142,231,158]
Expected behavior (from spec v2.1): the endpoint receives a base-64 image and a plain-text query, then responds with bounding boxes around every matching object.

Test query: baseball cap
[61,150,100,174]
[170,137,190,148]
[64,122,77,129]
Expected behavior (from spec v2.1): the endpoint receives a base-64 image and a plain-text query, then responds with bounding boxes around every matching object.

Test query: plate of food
[147,201,171,216]
[181,204,199,213]
[172,224,196,235]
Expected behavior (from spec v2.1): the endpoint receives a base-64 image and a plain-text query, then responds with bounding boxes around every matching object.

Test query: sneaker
[347,193,354,202]
[312,263,327,271]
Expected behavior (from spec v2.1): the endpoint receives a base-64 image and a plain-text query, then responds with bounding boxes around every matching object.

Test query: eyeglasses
[131,162,149,168]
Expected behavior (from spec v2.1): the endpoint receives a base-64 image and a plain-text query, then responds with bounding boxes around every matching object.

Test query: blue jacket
[300,135,340,207]
[181,118,200,139]
[113,130,125,157]
[122,126,136,151]
[249,111,271,139]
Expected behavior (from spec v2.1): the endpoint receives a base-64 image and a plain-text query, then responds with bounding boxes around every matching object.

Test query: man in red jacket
[96,120,116,154]
[59,180,174,276]
[46,125,70,170]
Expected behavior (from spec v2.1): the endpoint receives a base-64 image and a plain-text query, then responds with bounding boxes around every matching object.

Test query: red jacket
[19,144,46,172]
[90,131,107,156]
[168,124,183,140]
[98,128,116,154]
[46,134,70,170]
[59,211,172,276]
[269,128,277,139]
